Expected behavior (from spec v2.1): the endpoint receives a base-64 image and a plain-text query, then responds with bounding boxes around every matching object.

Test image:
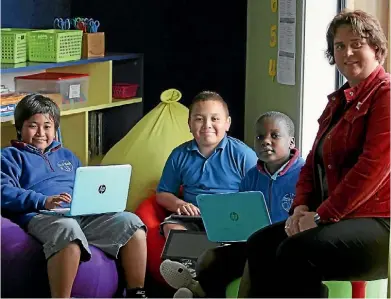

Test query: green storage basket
[28,29,83,63]
[1,28,31,63]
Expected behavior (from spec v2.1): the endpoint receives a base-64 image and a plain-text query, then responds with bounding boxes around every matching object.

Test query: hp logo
[230,212,239,221]
[98,185,106,194]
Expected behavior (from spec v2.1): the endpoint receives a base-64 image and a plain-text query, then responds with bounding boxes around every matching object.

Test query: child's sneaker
[174,287,194,298]
[160,260,205,297]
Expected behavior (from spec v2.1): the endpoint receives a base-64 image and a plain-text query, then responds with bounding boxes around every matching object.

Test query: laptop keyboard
[178,258,197,278]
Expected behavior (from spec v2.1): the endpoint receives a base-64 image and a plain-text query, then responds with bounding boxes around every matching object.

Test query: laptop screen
[161,230,219,260]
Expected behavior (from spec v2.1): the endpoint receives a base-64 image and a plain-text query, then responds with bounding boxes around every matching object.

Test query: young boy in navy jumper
[160,111,305,298]
[1,94,148,298]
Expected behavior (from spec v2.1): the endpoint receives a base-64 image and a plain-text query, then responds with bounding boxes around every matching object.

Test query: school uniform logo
[281,193,295,212]
[57,160,73,172]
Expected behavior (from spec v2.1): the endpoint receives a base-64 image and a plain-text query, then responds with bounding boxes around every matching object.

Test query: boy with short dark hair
[156,91,258,237]
[160,111,305,298]
[1,94,148,298]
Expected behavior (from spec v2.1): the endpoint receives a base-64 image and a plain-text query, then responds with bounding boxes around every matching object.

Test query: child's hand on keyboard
[177,203,200,216]
[44,193,72,209]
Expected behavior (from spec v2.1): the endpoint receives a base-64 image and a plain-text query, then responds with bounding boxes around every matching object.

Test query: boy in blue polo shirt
[156,91,258,237]
[160,111,305,298]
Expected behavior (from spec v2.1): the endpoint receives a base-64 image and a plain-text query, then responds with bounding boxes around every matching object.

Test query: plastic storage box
[28,30,83,62]
[1,28,31,63]
[112,83,139,100]
[15,72,89,110]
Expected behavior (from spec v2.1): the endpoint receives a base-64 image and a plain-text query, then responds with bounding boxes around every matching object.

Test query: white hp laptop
[196,191,271,242]
[39,164,132,217]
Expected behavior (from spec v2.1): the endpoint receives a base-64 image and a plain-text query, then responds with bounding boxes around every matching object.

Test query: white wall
[301,0,338,158]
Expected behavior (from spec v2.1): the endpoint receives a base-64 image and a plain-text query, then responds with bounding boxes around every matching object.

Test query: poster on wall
[277,0,296,85]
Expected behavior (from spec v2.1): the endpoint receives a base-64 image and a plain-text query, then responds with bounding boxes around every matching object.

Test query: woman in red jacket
[243,10,390,298]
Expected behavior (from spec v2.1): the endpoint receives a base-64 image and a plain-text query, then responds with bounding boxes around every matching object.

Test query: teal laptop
[196,191,271,242]
[39,164,132,217]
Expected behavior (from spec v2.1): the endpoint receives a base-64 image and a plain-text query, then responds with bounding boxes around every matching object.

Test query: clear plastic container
[15,72,89,110]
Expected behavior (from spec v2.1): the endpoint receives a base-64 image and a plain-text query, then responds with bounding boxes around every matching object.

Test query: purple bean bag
[1,216,123,298]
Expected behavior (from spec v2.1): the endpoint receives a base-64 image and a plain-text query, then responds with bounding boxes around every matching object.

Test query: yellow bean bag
[101,89,193,211]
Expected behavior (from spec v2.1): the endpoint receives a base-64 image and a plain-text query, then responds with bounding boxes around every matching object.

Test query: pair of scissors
[72,17,92,26]
[71,17,83,28]
[76,21,88,32]
[53,18,71,30]
[87,20,100,33]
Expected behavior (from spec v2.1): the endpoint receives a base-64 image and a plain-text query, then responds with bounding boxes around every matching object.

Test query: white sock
[160,260,205,297]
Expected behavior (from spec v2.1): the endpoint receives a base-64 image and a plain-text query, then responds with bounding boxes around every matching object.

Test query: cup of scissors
[76,19,101,33]
[53,18,71,30]
[79,19,104,58]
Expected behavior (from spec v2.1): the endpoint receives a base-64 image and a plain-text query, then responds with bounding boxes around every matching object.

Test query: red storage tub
[112,83,139,100]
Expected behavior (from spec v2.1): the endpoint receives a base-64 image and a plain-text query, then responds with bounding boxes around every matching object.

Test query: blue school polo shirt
[157,135,258,206]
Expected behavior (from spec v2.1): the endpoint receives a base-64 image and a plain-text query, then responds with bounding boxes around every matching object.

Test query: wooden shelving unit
[1,53,144,166]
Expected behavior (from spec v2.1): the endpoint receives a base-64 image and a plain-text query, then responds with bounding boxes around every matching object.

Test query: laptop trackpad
[50,208,70,213]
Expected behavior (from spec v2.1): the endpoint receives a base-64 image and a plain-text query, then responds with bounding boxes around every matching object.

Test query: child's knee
[47,240,85,263]
[62,241,82,255]
[122,229,147,252]
[133,228,147,240]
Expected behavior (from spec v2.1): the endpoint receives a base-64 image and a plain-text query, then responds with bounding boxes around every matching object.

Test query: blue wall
[1,0,248,140]
[1,0,70,29]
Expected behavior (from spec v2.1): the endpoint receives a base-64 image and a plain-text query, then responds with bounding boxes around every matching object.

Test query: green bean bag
[225,278,388,298]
